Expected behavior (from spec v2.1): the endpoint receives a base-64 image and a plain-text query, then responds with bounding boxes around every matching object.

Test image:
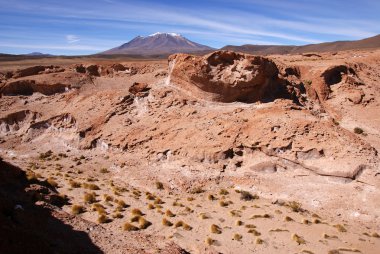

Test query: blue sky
[0,0,379,55]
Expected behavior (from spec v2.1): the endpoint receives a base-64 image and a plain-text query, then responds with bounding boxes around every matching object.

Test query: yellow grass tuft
[162,218,173,227]
[333,224,347,233]
[255,238,264,244]
[292,234,306,245]
[165,209,176,217]
[210,224,222,234]
[284,216,294,222]
[123,222,139,231]
[233,233,242,241]
[205,237,215,246]
[71,205,85,215]
[138,217,152,229]
[131,208,143,216]
[84,192,96,204]
[248,229,261,236]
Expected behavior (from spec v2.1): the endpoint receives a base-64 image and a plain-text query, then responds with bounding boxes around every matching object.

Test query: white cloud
[66,34,80,44]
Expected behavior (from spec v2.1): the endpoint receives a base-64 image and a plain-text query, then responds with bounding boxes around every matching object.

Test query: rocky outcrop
[13,65,64,78]
[168,50,300,103]
[1,80,68,96]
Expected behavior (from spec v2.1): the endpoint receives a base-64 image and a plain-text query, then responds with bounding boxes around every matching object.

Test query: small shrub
[229,210,242,217]
[302,219,311,225]
[138,217,152,229]
[269,228,289,232]
[123,222,139,231]
[162,218,173,226]
[190,187,204,194]
[287,201,303,212]
[183,223,192,231]
[236,220,243,226]
[219,200,229,207]
[98,214,111,224]
[100,168,109,173]
[219,189,229,195]
[301,250,314,254]
[284,216,294,222]
[323,233,338,239]
[333,224,347,233]
[47,177,58,188]
[175,220,184,228]
[240,191,258,201]
[250,214,271,219]
[84,192,96,204]
[71,205,85,215]
[147,203,155,210]
[187,197,195,201]
[292,234,306,245]
[354,127,364,134]
[233,233,242,241]
[245,224,256,229]
[69,180,81,188]
[208,194,216,201]
[313,218,321,224]
[199,213,209,219]
[131,208,143,216]
[103,194,113,202]
[327,250,340,254]
[205,237,215,246]
[154,198,164,205]
[83,183,100,190]
[372,232,380,238]
[165,209,175,217]
[255,238,264,244]
[248,229,261,236]
[130,215,141,223]
[112,212,123,219]
[155,181,164,190]
[210,224,222,234]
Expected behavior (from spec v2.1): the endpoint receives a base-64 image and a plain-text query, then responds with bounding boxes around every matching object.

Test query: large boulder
[168,50,291,103]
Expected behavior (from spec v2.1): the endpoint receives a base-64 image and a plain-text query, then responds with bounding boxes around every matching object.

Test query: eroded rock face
[1,80,68,96]
[168,51,293,103]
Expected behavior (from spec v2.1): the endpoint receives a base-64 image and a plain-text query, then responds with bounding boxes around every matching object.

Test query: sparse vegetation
[287,201,303,212]
[255,238,264,244]
[284,216,294,222]
[333,224,347,233]
[245,224,256,229]
[208,194,216,201]
[165,209,175,217]
[174,220,184,228]
[240,191,258,201]
[210,224,222,234]
[131,208,143,216]
[47,177,58,187]
[84,192,96,204]
[250,214,271,219]
[190,186,204,194]
[100,168,109,173]
[183,223,192,231]
[219,188,229,195]
[236,220,243,226]
[155,181,164,190]
[98,214,111,224]
[292,234,306,245]
[233,233,242,241]
[71,205,85,215]
[354,127,364,134]
[219,200,229,207]
[205,237,215,246]
[69,180,81,188]
[248,229,261,236]
[323,233,338,239]
[123,222,139,231]
[162,218,173,226]
[82,183,100,190]
[138,217,152,229]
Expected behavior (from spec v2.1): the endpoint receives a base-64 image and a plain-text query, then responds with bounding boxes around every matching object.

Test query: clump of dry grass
[372,232,380,238]
[131,208,143,216]
[199,213,209,219]
[187,197,195,202]
[255,238,264,244]
[190,186,204,194]
[323,233,338,239]
[236,220,243,226]
[154,198,164,205]
[174,221,184,228]
[240,191,258,201]
[248,229,261,236]
[69,180,81,188]
[208,194,216,201]
[98,214,111,224]
[245,224,256,229]
[210,224,222,234]
[47,177,59,188]
[138,217,152,229]
[287,201,303,212]
[82,183,100,190]
[147,203,155,210]
[292,234,306,245]
[284,216,294,222]
[26,171,38,182]
[327,250,340,254]
[338,247,360,253]
[71,205,85,215]
[302,219,311,225]
[269,228,289,232]
[112,212,123,219]
[250,214,271,219]
[219,189,229,195]
[205,237,215,246]
[100,168,109,173]
[155,181,164,190]
[229,210,242,217]
[333,224,347,233]
[233,233,242,241]
[146,193,155,200]
[301,250,314,254]
[219,200,229,207]
[162,218,173,226]
[103,194,114,202]
[183,223,192,231]
[313,218,322,224]
[123,222,139,231]
[92,203,106,214]
[165,209,175,217]
[84,192,96,204]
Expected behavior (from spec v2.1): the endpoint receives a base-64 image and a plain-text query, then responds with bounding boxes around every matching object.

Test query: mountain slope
[101,32,214,55]
[222,34,380,55]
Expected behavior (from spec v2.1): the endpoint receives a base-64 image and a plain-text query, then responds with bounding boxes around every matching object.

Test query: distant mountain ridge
[100,32,214,55]
[222,34,380,55]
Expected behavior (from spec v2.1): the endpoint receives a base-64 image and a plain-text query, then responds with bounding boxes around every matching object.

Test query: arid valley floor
[1,49,380,254]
